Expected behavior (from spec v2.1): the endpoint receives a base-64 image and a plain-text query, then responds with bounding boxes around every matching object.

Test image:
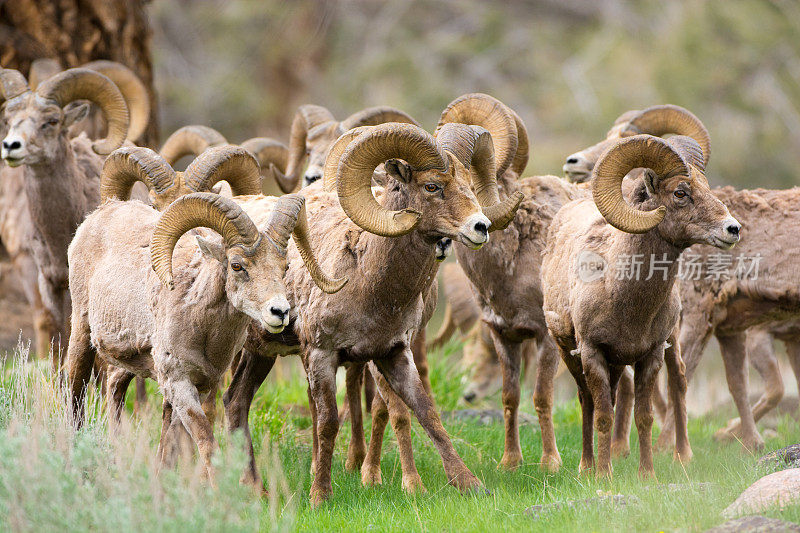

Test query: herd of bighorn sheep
[1,57,797,507]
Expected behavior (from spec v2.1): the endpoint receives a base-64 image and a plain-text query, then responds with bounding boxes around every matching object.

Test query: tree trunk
[0,0,159,146]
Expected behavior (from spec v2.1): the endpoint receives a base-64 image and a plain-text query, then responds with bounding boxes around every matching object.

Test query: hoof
[345,453,365,473]
[540,452,562,473]
[309,486,331,509]
[638,468,657,481]
[498,452,523,471]
[361,464,382,487]
[402,474,427,495]
[452,472,484,495]
[674,447,693,465]
[578,458,594,475]
[610,440,630,459]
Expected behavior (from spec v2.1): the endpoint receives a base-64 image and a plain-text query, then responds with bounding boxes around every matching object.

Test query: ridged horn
[626,104,710,166]
[593,135,689,234]
[340,106,420,131]
[436,123,522,231]
[509,108,530,176]
[337,123,447,237]
[183,145,261,197]
[28,59,61,90]
[160,125,227,166]
[100,146,178,210]
[151,192,260,289]
[273,105,336,193]
[322,126,372,192]
[36,68,129,155]
[0,69,30,105]
[437,93,518,178]
[82,60,150,142]
[240,137,288,193]
[263,194,347,294]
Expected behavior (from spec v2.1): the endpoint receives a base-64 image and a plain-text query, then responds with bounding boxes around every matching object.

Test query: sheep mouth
[459,233,487,250]
[563,168,591,183]
[3,156,24,167]
[709,235,738,250]
[263,322,286,334]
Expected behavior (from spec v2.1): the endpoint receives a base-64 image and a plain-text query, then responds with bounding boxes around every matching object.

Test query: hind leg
[663,329,692,463]
[786,339,800,411]
[715,333,764,451]
[611,367,633,459]
[106,364,135,424]
[166,377,219,482]
[64,309,96,428]
[489,329,524,470]
[361,381,389,487]
[345,362,367,472]
[534,334,562,471]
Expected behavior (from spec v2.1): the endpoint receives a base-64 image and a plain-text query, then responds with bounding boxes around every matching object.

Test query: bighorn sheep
[542,134,740,477]
[66,145,344,482]
[564,105,800,451]
[0,60,148,359]
[270,105,419,192]
[223,121,522,505]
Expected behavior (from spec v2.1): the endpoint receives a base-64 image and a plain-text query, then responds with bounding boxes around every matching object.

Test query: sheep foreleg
[533,334,562,471]
[490,330,524,470]
[634,349,663,480]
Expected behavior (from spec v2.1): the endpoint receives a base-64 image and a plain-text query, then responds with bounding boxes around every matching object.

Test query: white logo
[577,250,607,282]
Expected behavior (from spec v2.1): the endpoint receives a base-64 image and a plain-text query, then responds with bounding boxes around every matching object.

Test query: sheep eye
[231,262,244,272]
[674,190,687,199]
[42,118,58,129]
[424,183,440,193]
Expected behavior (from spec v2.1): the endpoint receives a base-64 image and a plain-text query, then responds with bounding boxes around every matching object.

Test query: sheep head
[0,67,129,165]
[564,105,710,184]
[273,104,420,192]
[325,122,521,248]
[593,134,740,249]
[102,144,262,210]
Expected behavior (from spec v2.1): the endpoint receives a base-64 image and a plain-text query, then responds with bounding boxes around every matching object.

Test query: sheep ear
[643,169,658,195]
[63,102,90,127]
[196,235,226,264]
[384,158,412,184]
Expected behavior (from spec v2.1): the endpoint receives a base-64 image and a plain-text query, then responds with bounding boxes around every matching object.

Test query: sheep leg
[633,350,663,480]
[489,329,524,470]
[581,344,614,478]
[305,349,339,507]
[558,342,594,473]
[307,384,319,477]
[534,334,562,471]
[64,312,96,429]
[371,351,483,494]
[715,333,765,451]
[651,377,668,424]
[202,383,218,428]
[157,399,194,471]
[662,329,692,463]
[222,348,276,492]
[105,365,135,424]
[611,367,633,459]
[363,365,376,413]
[361,379,389,487]
[411,329,433,399]
[133,377,147,413]
[786,340,800,410]
[168,379,219,483]
[731,329,783,429]
[376,369,426,494]
[344,362,367,472]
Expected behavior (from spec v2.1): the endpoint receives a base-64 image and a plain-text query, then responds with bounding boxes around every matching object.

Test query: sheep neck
[354,186,437,315]
[22,141,89,269]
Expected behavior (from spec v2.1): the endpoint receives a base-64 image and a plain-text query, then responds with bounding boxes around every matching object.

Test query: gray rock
[525,494,639,519]
[706,515,800,532]
[442,409,537,427]
[723,468,800,518]
[758,444,800,472]
[643,482,715,493]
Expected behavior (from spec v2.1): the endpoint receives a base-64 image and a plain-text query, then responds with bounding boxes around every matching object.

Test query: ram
[223,121,521,505]
[542,134,740,477]
[564,105,800,451]
[66,145,343,483]
[0,60,148,360]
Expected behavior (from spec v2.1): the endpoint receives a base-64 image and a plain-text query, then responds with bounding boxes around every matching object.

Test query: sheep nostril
[463,392,477,403]
[474,222,488,236]
[727,224,740,236]
[566,157,579,165]
[270,306,288,319]
[3,140,20,151]
[305,174,320,184]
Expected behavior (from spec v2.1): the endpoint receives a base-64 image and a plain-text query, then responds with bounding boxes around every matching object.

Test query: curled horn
[36,68,129,155]
[322,126,372,192]
[337,123,447,236]
[240,137,288,193]
[0,69,30,106]
[100,147,178,210]
[183,145,261,198]
[151,192,260,289]
[593,135,689,234]
[436,123,523,231]
[626,104,711,166]
[28,59,62,90]
[82,60,150,142]
[160,125,227,166]
[273,105,336,193]
[263,194,347,294]
[437,93,518,178]
[340,106,420,131]
[509,108,530,176]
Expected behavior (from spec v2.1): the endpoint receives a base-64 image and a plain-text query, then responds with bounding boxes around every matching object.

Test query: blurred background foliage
[150,0,800,188]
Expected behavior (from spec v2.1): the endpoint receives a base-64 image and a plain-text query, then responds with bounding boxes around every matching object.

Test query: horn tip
[324,276,349,294]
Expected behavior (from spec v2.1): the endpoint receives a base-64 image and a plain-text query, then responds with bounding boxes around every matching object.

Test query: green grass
[1,342,799,532]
